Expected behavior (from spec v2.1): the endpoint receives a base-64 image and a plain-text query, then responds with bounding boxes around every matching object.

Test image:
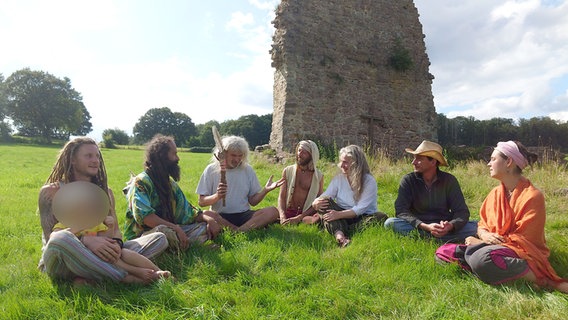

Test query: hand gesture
[264,175,285,192]
[312,197,330,213]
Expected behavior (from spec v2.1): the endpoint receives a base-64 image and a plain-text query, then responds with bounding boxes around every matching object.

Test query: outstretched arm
[249,175,285,206]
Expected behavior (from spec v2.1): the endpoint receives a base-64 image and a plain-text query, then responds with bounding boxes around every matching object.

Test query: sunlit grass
[1,144,567,319]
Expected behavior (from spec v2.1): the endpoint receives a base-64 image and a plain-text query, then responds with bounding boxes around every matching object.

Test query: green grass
[0,144,567,319]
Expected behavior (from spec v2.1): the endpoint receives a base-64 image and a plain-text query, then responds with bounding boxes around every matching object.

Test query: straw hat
[405,140,448,166]
[52,181,110,231]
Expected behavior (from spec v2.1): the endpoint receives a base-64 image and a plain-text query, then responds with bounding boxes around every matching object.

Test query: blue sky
[1,0,567,140]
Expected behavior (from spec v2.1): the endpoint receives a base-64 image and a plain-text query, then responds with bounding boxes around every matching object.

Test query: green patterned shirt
[123,171,200,240]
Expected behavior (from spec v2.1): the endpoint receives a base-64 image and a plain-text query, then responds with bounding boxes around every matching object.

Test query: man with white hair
[196,135,284,232]
[277,140,324,225]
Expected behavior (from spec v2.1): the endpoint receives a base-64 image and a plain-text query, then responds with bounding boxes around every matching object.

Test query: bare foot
[72,276,94,287]
[334,231,351,248]
[155,270,171,279]
[464,236,483,245]
[302,215,320,224]
[555,281,568,294]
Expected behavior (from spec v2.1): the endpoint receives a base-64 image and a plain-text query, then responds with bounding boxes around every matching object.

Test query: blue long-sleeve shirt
[394,169,470,231]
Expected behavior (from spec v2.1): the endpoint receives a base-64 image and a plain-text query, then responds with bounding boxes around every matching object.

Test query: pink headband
[495,141,528,170]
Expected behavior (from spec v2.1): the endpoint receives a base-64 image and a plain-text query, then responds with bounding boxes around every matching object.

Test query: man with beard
[123,134,221,250]
[384,140,477,242]
[196,135,284,232]
[277,140,324,225]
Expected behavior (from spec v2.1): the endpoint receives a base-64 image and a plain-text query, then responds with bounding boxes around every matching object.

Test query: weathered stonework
[269,0,437,155]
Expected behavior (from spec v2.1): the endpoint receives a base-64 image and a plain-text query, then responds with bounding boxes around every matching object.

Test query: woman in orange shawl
[438,141,567,293]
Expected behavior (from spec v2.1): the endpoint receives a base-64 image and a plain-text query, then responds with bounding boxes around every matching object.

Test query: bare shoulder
[39,183,59,201]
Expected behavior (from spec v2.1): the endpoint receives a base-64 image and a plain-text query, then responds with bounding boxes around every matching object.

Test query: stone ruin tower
[269,0,437,155]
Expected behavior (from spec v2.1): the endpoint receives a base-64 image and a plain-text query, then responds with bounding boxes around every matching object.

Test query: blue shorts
[220,210,255,227]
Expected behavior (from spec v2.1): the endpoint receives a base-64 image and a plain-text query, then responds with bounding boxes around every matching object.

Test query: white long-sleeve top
[320,173,378,216]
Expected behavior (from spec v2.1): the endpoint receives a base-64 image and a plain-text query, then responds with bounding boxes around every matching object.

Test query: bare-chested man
[278,140,324,225]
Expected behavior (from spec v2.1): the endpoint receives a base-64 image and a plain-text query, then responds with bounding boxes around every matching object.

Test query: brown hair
[46,137,108,193]
[144,134,176,222]
[496,140,538,174]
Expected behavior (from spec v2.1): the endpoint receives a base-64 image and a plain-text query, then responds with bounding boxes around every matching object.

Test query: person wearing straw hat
[277,140,324,225]
[38,137,168,285]
[384,140,477,242]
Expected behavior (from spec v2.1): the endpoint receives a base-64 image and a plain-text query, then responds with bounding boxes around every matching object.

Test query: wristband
[112,237,124,248]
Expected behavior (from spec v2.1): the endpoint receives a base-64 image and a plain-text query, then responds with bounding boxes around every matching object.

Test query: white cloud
[415,0,568,122]
[227,11,255,32]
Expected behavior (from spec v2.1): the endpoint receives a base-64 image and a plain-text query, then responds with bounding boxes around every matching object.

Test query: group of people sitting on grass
[38,134,568,293]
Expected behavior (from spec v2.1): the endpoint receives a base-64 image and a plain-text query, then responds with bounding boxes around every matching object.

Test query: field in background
[0,144,567,319]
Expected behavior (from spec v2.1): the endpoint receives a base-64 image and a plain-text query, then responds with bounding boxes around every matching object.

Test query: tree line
[102,109,272,151]
[437,114,568,151]
[2,68,567,152]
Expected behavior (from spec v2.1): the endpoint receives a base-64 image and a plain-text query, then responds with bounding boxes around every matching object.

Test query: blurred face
[411,155,437,174]
[338,154,353,175]
[225,150,243,169]
[296,147,312,167]
[71,144,101,181]
[487,149,509,180]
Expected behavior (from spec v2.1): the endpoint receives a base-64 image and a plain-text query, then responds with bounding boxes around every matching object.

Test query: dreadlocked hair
[46,137,108,194]
[339,145,370,201]
[144,134,176,222]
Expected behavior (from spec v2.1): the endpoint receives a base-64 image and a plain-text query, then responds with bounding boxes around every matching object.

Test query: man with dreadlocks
[38,137,168,284]
[312,145,386,248]
[123,134,221,250]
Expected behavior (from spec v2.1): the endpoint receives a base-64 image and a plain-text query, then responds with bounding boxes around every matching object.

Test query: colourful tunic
[124,171,200,240]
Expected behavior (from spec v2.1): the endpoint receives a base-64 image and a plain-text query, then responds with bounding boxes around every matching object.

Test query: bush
[388,39,413,72]
[189,146,213,153]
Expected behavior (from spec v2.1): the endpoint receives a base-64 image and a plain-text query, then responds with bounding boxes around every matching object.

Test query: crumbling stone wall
[269,0,437,155]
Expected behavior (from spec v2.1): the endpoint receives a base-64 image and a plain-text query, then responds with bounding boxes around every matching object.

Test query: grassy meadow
[0,143,567,319]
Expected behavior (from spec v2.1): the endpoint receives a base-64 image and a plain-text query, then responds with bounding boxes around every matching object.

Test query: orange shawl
[479,178,565,286]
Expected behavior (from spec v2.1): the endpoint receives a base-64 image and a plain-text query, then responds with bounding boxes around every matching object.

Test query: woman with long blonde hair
[312,145,385,247]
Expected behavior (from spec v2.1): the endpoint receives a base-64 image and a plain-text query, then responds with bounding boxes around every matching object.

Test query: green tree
[221,114,272,148]
[133,107,197,146]
[482,118,517,146]
[191,120,220,148]
[4,68,91,142]
[102,128,130,145]
[518,117,564,148]
[0,74,13,140]
[0,73,6,120]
